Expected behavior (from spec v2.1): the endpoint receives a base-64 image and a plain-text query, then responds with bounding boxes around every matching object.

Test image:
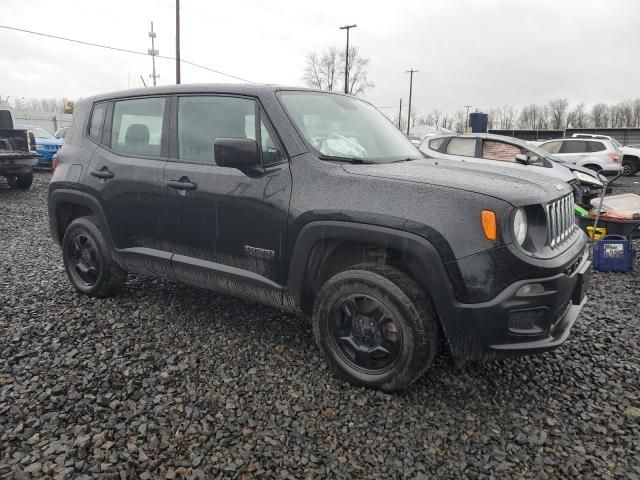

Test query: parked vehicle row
[0,109,39,189]
[49,85,591,391]
[418,133,607,208]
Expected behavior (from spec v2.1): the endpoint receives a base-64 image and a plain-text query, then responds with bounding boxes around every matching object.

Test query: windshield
[278,91,421,163]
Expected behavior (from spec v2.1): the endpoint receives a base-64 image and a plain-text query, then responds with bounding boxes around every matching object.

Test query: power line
[0,24,255,83]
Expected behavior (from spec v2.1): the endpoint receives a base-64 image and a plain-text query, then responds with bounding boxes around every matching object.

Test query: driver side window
[482,140,521,162]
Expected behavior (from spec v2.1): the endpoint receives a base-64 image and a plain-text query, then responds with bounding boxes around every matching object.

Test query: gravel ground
[1,172,639,480]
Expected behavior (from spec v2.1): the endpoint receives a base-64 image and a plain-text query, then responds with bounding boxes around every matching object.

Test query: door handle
[167,179,197,191]
[90,168,114,179]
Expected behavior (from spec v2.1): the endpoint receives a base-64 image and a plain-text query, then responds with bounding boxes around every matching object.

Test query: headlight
[572,170,603,186]
[513,208,528,245]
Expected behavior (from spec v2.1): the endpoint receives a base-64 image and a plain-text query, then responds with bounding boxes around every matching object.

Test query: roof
[89,83,338,103]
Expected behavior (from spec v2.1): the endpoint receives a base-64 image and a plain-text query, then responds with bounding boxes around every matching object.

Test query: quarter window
[89,103,107,141]
[111,97,166,156]
[446,138,476,157]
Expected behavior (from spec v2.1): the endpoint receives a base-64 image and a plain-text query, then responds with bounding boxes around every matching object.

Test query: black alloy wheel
[329,294,402,374]
[65,232,101,287]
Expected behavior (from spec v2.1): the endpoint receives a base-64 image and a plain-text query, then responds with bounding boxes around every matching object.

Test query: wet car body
[49,84,590,373]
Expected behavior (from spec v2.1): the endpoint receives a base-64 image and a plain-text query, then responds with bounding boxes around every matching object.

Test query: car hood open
[343,158,571,207]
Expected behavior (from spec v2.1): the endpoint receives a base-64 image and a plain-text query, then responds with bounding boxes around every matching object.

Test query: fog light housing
[508,308,549,335]
[516,283,545,296]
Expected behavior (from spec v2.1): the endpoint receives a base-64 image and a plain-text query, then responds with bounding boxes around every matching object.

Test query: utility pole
[176,0,181,84]
[398,98,402,129]
[340,24,357,94]
[139,75,148,88]
[406,69,418,135]
[464,105,472,133]
[148,22,159,87]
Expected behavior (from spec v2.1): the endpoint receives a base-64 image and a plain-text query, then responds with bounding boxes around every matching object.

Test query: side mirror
[515,153,530,164]
[214,138,259,171]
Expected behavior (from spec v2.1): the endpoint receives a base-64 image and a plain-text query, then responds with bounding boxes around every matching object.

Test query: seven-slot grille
[546,194,577,248]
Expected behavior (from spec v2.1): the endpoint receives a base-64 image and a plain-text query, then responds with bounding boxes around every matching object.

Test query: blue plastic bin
[592,235,636,272]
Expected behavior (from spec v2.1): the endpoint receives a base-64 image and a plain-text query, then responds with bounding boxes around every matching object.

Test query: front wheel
[7,172,33,190]
[62,216,127,298]
[312,264,439,392]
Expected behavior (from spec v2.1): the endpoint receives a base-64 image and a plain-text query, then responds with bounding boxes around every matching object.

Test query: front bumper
[442,245,591,361]
[35,149,55,167]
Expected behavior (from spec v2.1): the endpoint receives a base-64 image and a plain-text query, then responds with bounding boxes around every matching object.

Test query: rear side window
[177,96,257,165]
[482,140,521,162]
[539,141,562,154]
[89,103,107,141]
[446,138,476,157]
[561,141,588,154]
[111,97,166,157]
[589,141,606,152]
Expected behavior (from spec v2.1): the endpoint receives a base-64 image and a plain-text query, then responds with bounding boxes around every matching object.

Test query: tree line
[0,96,71,114]
[414,98,640,133]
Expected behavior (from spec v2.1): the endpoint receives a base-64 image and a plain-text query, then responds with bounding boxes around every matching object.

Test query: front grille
[546,194,577,249]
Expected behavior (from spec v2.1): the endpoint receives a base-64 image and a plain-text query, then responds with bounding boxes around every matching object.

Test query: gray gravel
[1,172,640,479]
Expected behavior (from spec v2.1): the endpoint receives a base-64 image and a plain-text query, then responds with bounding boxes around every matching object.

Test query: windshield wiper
[318,154,375,164]
[389,157,420,163]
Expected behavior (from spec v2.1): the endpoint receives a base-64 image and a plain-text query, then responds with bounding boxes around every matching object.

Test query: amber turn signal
[481,210,497,240]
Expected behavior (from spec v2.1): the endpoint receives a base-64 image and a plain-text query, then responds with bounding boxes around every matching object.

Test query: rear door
[441,137,479,161]
[84,95,171,276]
[559,140,589,165]
[162,94,292,292]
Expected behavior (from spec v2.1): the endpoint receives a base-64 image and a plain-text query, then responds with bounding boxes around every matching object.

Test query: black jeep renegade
[49,85,591,391]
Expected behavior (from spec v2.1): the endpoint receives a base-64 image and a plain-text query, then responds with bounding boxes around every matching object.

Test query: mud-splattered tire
[62,216,127,298]
[312,263,438,392]
[7,172,33,190]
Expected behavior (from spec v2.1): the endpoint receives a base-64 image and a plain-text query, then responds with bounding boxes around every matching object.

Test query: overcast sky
[1,0,638,116]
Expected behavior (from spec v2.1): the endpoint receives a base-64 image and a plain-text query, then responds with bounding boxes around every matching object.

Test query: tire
[622,157,638,176]
[312,263,439,392]
[7,172,33,190]
[62,216,127,298]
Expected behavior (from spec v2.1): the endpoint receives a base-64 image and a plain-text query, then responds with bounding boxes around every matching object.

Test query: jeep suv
[49,85,591,391]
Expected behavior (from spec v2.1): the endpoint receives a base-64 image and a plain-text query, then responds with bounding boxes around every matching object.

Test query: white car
[571,133,639,176]
[538,138,623,176]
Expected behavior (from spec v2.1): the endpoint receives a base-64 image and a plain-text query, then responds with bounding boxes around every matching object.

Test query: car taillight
[52,154,58,171]
[608,151,619,162]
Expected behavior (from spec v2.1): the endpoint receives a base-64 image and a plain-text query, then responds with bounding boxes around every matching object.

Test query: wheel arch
[49,190,112,246]
[286,221,461,325]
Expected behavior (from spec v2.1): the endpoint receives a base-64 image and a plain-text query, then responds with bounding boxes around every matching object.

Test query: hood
[342,158,571,207]
[35,138,63,147]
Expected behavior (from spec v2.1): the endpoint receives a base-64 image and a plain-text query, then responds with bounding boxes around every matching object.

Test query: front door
[85,96,171,276]
[162,94,292,298]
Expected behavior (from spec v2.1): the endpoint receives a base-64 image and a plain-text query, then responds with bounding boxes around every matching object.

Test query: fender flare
[48,189,113,246]
[286,221,460,323]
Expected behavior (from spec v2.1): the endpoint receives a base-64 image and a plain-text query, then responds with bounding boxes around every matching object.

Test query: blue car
[16,124,63,168]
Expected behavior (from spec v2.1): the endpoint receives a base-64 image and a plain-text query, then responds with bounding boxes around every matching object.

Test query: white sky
[1,0,638,116]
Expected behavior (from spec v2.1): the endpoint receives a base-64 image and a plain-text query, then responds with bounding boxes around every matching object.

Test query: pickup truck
[49,85,591,391]
[0,109,39,189]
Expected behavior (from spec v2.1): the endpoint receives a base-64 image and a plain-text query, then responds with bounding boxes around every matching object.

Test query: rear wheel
[7,172,33,190]
[622,157,638,176]
[312,263,439,392]
[62,216,127,298]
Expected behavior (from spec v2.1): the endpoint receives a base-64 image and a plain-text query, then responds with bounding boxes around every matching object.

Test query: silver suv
[538,138,622,175]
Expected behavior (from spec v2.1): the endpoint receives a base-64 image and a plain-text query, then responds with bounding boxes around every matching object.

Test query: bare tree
[633,99,640,127]
[619,100,634,127]
[567,103,589,128]
[548,98,569,129]
[591,103,608,128]
[453,110,466,133]
[303,47,340,92]
[428,109,442,128]
[341,47,374,96]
